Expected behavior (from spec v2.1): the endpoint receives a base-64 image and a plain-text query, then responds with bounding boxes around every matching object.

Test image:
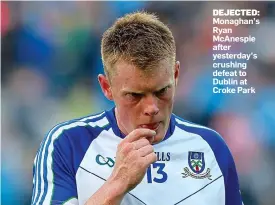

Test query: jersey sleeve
[225,147,244,205]
[208,130,244,205]
[31,127,78,205]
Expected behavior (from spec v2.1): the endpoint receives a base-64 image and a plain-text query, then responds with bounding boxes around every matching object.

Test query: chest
[75,134,225,205]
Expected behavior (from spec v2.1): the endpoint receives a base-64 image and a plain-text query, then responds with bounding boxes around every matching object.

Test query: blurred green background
[1,1,275,205]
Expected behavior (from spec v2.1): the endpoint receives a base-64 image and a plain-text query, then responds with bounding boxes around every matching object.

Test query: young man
[31,12,243,205]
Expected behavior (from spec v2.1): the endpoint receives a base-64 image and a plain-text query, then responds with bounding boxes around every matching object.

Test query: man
[31,11,243,205]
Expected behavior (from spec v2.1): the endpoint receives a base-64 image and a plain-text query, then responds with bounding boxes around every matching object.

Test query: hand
[109,128,157,193]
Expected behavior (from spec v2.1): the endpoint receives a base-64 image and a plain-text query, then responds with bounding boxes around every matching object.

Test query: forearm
[85,177,127,205]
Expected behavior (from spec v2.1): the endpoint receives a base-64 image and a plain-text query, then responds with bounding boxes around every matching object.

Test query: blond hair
[101,11,176,78]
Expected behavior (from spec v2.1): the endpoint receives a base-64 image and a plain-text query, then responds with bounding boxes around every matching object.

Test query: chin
[152,131,165,144]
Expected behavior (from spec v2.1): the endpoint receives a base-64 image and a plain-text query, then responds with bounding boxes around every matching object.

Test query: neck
[114,107,128,137]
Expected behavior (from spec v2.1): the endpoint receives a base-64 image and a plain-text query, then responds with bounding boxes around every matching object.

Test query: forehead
[111,60,174,91]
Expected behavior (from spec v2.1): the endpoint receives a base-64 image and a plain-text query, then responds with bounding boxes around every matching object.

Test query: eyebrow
[122,84,172,94]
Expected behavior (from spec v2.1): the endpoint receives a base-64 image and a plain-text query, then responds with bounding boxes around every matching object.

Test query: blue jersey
[31,107,243,205]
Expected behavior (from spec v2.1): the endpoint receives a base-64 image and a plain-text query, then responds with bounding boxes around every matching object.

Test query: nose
[143,94,160,116]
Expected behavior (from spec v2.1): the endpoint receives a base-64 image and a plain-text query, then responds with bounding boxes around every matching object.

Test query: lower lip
[140,123,160,131]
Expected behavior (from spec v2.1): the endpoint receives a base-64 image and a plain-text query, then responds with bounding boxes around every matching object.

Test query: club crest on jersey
[182,151,212,180]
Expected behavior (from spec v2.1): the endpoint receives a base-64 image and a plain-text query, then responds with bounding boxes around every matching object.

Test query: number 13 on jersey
[146,162,168,183]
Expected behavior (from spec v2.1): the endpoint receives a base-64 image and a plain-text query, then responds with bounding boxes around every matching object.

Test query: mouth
[138,122,160,131]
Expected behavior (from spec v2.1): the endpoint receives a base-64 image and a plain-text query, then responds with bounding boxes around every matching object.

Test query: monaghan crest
[182,151,212,180]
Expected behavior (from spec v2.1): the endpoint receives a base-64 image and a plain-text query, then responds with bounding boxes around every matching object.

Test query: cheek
[117,105,138,124]
[167,90,175,109]
[159,95,174,111]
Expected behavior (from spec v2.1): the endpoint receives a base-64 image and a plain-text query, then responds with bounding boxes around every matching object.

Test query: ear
[174,61,180,87]
[98,74,113,100]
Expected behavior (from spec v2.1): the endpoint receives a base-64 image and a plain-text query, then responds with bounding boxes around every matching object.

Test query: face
[98,59,180,144]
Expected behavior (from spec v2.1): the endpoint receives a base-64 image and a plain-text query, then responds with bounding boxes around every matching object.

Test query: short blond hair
[101,11,176,78]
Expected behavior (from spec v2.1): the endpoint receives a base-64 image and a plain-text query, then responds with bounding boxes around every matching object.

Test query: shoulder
[173,113,228,153]
[46,110,110,146]
[37,110,111,174]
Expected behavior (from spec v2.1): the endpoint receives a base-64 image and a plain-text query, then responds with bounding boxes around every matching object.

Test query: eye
[155,86,169,97]
[125,93,142,101]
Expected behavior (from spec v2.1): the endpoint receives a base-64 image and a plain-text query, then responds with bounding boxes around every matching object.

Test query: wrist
[104,176,128,202]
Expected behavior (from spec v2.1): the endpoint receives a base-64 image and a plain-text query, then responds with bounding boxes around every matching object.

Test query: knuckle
[129,150,139,159]
[143,138,150,145]
[132,129,140,135]
[126,143,135,152]
[137,138,148,147]
[117,142,123,150]
[120,142,134,155]
[146,144,154,151]
[153,153,157,161]
[148,145,154,152]
[118,140,127,149]
[149,152,157,160]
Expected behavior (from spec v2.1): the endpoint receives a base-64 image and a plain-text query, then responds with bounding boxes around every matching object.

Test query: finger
[138,145,154,157]
[143,152,157,166]
[124,128,156,143]
[133,138,150,150]
[146,135,155,144]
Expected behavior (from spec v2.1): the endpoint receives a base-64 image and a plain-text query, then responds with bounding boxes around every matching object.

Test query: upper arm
[31,127,78,205]
[209,130,243,205]
[225,149,244,205]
